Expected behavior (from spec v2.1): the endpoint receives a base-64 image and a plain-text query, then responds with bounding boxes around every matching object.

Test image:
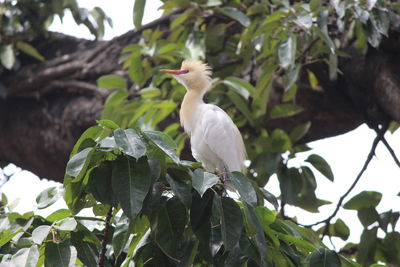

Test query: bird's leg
[217,168,235,193]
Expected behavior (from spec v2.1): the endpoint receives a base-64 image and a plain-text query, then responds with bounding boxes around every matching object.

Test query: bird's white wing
[199,105,246,172]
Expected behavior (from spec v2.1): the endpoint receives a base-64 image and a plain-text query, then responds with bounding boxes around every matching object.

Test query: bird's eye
[181,70,189,74]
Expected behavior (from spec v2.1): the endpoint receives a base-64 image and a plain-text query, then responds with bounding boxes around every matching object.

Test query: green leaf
[133,0,146,28]
[26,245,40,267]
[69,126,102,158]
[114,128,147,160]
[370,9,389,36]
[166,174,192,208]
[96,119,120,130]
[71,231,98,267]
[313,25,335,54]
[32,225,52,245]
[45,240,77,267]
[139,87,161,98]
[104,89,129,107]
[260,188,279,210]
[16,42,45,61]
[255,207,276,232]
[381,232,400,264]
[0,45,16,69]
[143,131,180,164]
[112,156,151,220]
[223,77,256,100]
[128,51,144,85]
[97,74,127,89]
[308,248,341,267]
[219,7,250,27]
[54,217,77,231]
[357,227,377,265]
[278,35,296,69]
[36,186,62,209]
[270,104,303,119]
[214,196,243,251]
[192,169,219,197]
[154,198,187,259]
[230,172,257,206]
[243,203,267,260]
[358,207,379,228]
[87,161,116,205]
[46,209,71,222]
[290,121,311,143]
[307,70,319,89]
[65,147,93,178]
[331,219,350,241]
[227,91,255,125]
[113,215,130,258]
[306,154,334,182]
[343,191,382,210]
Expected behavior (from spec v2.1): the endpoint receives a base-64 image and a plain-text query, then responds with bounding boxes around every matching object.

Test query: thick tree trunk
[0,12,399,182]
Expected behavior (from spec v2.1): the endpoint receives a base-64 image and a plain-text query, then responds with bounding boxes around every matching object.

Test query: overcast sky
[2,0,399,250]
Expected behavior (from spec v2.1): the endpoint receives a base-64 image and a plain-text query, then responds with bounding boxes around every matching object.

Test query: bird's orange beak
[160,69,189,75]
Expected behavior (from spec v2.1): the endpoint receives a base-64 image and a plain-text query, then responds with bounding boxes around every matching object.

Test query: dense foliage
[0,0,399,266]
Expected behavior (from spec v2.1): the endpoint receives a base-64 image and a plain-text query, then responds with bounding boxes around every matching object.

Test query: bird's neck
[180,89,205,133]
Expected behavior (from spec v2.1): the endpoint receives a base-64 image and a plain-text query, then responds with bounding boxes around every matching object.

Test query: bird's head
[161,60,212,93]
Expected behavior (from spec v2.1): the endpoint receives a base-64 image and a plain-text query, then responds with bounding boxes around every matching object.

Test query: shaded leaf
[278,35,296,69]
[358,207,379,228]
[343,191,382,210]
[71,231,98,267]
[192,169,219,197]
[87,161,116,205]
[166,174,192,207]
[290,121,311,143]
[306,154,334,182]
[223,77,255,100]
[214,196,243,251]
[219,7,250,27]
[45,240,77,267]
[143,131,180,164]
[65,147,93,178]
[260,188,279,210]
[309,248,341,267]
[230,172,257,206]
[270,104,303,119]
[113,215,130,258]
[114,128,146,160]
[112,156,151,220]
[227,91,255,125]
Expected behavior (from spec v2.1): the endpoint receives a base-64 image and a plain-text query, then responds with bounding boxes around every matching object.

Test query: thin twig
[305,129,385,229]
[380,135,400,168]
[97,207,113,267]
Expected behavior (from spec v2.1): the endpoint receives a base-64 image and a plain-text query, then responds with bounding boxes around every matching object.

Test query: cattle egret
[161,60,246,180]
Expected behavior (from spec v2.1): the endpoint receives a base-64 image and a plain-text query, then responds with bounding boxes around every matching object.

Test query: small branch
[380,135,400,168]
[97,207,113,267]
[305,129,385,229]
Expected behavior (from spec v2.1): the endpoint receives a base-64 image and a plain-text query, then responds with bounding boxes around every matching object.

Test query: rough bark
[0,11,399,182]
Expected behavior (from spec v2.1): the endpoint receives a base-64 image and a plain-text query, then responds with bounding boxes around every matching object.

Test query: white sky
[2,0,399,250]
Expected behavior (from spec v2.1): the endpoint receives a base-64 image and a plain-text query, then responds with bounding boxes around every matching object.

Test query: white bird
[161,60,246,177]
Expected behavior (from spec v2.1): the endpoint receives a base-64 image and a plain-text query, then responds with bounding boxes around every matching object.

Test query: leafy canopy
[1,0,400,266]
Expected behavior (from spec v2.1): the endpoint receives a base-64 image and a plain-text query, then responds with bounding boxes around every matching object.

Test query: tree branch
[380,135,400,168]
[305,128,386,230]
[97,207,113,267]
